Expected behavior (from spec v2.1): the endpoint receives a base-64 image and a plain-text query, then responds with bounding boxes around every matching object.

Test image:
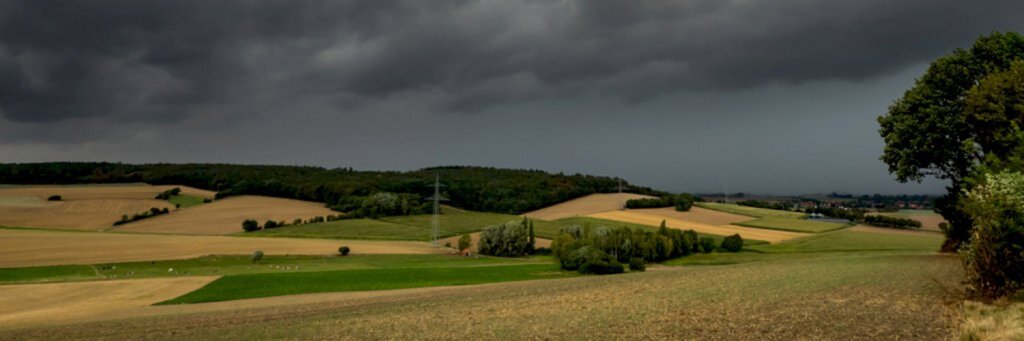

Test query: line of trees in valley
[0,163,666,215]
[625,194,696,212]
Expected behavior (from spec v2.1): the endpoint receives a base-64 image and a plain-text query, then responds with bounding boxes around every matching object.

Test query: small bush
[699,237,715,253]
[458,233,472,251]
[242,219,260,232]
[629,257,646,272]
[251,250,264,262]
[721,234,743,252]
[264,220,280,229]
[202,198,213,203]
[292,218,303,225]
[47,195,61,201]
[533,247,552,256]
[338,246,350,256]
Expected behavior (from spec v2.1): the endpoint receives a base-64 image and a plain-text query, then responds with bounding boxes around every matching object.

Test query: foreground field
[589,210,806,243]
[113,195,337,235]
[0,184,214,230]
[524,193,655,220]
[0,228,440,267]
[0,253,961,339]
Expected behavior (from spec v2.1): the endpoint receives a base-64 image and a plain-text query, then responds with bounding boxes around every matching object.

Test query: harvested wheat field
[0,253,961,339]
[0,229,441,267]
[0,277,216,329]
[437,232,552,252]
[0,184,214,230]
[112,195,337,235]
[589,210,807,243]
[629,206,754,225]
[524,193,656,221]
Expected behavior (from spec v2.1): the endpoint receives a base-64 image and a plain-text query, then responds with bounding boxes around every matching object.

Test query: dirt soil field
[437,232,552,252]
[588,210,807,243]
[0,254,961,339]
[0,229,442,268]
[524,193,656,221]
[0,184,215,230]
[112,195,337,235]
[0,277,216,329]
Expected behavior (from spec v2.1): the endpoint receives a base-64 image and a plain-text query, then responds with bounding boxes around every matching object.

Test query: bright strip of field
[112,195,338,235]
[0,277,216,329]
[0,228,441,268]
[734,217,851,233]
[588,210,807,243]
[247,206,520,241]
[523,193,656,221]
[694,202,806,218]
[161,263,571,304]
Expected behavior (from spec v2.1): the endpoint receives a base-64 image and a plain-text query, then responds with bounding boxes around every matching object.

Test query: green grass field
[167,194,205,208]
[734,217,851,233]
[160,263,572,304]
[695,202,806,218]
[0,254,543,285]
[752,229,943,253]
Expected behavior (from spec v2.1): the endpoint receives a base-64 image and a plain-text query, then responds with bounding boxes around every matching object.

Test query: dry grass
[959,301,1024,341]
[0,253,962,339]
[588,210,807,243]
[629,206,754,225]
[0,277,216,329]
[112,195,337,235]
[0,228,442,267]
[0,184,214,230]
[524,193,655,221]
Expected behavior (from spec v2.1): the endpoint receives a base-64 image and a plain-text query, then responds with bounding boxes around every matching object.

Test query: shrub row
[113,207,170,226]
[862,215,922,229]
[154,187,182,200]
[625,194,696,212]
[804,206,865,221]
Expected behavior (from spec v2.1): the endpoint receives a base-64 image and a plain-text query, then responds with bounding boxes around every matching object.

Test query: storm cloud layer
[1,0,1022,194]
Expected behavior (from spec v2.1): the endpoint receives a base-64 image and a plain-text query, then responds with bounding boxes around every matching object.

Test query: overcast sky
[2,1,1023,194]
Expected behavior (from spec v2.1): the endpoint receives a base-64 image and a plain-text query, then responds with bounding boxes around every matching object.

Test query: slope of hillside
[112,195,336,235]
[0,184,213,230]
[524,193,655,221]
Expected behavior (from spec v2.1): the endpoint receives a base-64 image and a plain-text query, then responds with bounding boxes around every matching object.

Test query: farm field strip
[524,193,656,221]
[112,195,337,235]
[0,228,441,268]
[694,202,806,219]
[588,210,807,243]
[734,217,851,233]
[0,276,217,329]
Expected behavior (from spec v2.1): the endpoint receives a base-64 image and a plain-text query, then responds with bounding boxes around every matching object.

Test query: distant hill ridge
[0,163,667,214]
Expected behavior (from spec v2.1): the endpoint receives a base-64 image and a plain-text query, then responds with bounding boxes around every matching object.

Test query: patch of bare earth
[0,184,214,230]
[0,254,962,340]
[589,210,807,243]
[0,229,441,267]
[111,195,337,235]
[524,193,656,221]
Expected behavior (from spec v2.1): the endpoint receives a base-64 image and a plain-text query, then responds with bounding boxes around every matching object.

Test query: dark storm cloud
[1,0,1021,123]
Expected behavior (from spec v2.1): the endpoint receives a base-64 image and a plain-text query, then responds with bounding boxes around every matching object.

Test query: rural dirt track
[588,210,807,243]
[0,277,217,329]
[0,184,214,230]
[0,229,442,267]
[524,193,656,221]
[0,254,962,339]
[112,195,337,235]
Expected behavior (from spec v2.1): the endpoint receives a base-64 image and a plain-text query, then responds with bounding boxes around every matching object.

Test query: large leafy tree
[878,32,1024,252]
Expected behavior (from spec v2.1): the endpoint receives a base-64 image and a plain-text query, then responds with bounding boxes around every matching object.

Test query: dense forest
[0,163,666,214]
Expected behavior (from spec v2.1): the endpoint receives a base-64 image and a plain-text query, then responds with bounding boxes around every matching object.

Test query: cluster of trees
[624,194,696,212]
[241,214,346,232]
[550,221,742,274]
[47,195,61,201]
[804,207,865,221]
[736,200,791,211]
[346,192,429,218]
[113,207,170,226]
[477,218,536,257]
[861,215,923,229]
[154,187,181,200]
[878,32,1024,298]
[0,163,665,216]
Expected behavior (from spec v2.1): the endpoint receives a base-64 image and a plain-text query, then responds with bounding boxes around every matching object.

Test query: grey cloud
[2,0,1022,124]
